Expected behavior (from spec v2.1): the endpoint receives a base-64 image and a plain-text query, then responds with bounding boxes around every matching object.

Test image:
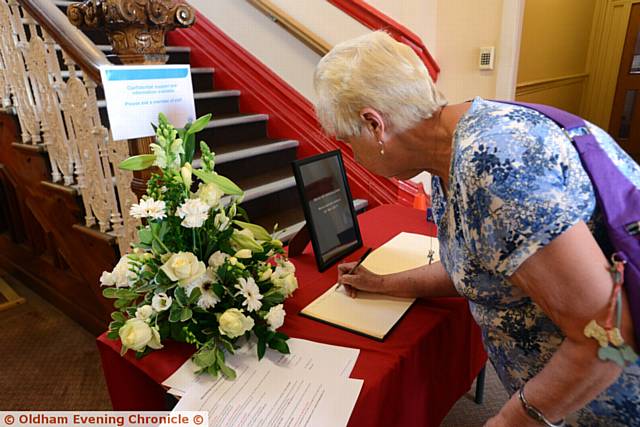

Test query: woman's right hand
[337,262,386,298]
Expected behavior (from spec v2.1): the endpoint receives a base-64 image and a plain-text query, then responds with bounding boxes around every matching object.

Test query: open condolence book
[300,232,440,340]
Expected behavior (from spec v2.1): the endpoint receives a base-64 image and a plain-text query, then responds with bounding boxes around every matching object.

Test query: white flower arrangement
[100,113,297,379]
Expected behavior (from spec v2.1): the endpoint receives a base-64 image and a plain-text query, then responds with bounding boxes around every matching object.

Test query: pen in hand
[336,247,373,291]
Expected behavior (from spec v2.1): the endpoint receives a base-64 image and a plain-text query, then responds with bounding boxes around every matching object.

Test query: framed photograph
[292,150,363,271]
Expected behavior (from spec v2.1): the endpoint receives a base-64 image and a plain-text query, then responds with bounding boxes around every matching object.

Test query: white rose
[265,304,286,331]
[101,256,136,288]
[218,308,255,338]
[151,293,172,312]
[119,318,163,352]
[234,249,252,259]
[208,251,229,269]
[271,267,298,297]
[196,183,224,208]
[161,252,206,286]
[135,305,154,321]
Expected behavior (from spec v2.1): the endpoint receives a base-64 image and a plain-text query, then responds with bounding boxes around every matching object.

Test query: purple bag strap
[499,101,640,344]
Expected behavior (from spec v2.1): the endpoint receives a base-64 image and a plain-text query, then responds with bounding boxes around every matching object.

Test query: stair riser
[200,121,268,148]
[195,95,239,116]
[215,147,297,185]
[241,186,301,231]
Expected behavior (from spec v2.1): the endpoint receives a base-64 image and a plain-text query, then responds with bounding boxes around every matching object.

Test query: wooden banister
[327,0,439,81]
[248,0,331,56]
[18,0,109,83]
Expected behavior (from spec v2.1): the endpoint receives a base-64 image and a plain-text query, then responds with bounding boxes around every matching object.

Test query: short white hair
[314,31,447,139]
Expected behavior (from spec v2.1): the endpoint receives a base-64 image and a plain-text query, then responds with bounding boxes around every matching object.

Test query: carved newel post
[66,0,196,197]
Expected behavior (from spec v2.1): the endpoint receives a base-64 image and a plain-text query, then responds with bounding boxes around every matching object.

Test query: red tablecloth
[97,204,487,426]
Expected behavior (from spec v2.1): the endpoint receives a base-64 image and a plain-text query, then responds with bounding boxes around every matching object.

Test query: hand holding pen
[336,248,374,297]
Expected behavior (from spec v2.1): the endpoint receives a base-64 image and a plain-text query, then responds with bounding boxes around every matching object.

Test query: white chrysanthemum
[265,304,285,331]
[197,284,221,310]
[235,277,263,312]
[208,251,229,269]
[129,198,167,220]
[176,198,210,228]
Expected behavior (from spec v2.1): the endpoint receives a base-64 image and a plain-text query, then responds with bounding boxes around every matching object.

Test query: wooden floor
[0,268,509,423]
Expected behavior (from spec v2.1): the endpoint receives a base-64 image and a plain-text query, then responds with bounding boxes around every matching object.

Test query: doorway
[609,3,640,163]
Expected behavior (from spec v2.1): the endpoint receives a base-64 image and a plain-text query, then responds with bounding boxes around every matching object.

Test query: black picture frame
[292,150,363,271]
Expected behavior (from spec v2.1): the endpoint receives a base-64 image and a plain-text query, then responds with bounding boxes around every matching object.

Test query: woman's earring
[378,140,385,155]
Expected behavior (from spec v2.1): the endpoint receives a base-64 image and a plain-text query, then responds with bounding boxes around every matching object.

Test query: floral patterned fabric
[431,97,640,426]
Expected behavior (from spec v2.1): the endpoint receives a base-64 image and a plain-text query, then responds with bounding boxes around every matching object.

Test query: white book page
[301,232,439,339]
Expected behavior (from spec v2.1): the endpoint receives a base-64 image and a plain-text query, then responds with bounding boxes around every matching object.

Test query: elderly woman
[315,31,640,426]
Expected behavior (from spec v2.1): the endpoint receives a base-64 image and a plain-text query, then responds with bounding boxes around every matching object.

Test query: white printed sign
[100,65,196,140]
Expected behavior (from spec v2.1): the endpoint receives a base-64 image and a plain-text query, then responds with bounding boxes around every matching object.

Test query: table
[97,204,487,426]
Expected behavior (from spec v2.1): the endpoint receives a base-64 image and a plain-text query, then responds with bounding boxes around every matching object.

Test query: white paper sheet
[99,65,196,140]
[173,362,363,427]
[163,338,359,396]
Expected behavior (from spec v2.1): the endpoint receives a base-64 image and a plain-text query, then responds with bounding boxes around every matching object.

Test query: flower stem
[151,229,171,253]
[192,228,197,255]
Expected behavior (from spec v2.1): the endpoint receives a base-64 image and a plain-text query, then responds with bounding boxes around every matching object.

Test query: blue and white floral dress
[431,97,640,426]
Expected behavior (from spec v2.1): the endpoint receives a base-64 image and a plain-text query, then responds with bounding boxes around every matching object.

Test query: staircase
[55,0,367,242]
[0,0,366,333]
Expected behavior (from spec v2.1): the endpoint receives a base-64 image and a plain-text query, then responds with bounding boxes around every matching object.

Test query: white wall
[190,0,520,104]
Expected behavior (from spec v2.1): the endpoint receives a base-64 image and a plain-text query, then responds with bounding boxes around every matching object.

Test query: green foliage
[119,154,156,171]
[192,169,243,195]
[103,112,295,379]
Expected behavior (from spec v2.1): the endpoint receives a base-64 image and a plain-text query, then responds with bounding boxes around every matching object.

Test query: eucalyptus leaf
[108,320,123,331]
[169,304,182,323]
[175,287,188,307]
[102,288,118,299]
[218,361,236,380]
[119,154,156,171]
[111,311,126,323]
[189,287,202,304]
[180,307,193,322]
[115,288,137,299]
[207,365,219,377]
[192,169,243,195]
[114,298,131,309]
[193,348,217,368]
[220,338,235,354]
